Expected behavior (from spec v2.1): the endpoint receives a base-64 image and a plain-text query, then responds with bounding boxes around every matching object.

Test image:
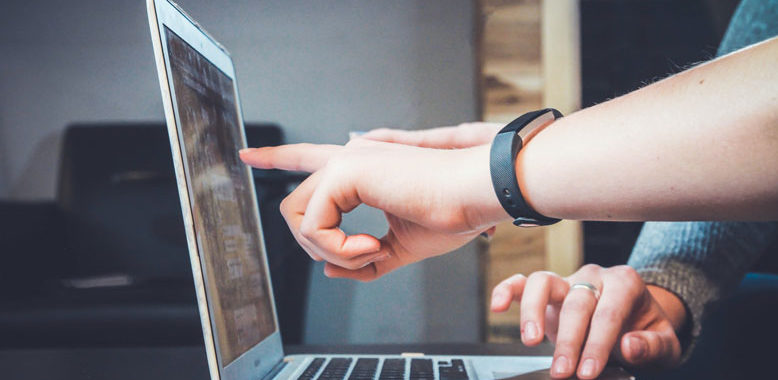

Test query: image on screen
[165,27,276,365]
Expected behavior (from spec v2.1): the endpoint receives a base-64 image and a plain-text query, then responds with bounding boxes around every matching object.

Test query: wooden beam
[542,0,583,276]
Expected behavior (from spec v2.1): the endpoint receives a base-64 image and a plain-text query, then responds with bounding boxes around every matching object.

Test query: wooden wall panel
[478,0,583,342]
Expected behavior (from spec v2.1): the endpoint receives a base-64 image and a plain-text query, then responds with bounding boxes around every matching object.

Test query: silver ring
[570,282,600,300]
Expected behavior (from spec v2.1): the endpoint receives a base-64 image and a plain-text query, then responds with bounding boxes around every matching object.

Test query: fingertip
[489,301,504,313]
[620,332,649,364]
[239,147,260,155]
[342,234,382,256]
[238,147,266,166]
[521,321,542,346]
[323,264,336,278]
[238,148,251,162]
[550,355,573,379]
[491,305,509,313]
[490,289,511,312]
[577,358,600,380]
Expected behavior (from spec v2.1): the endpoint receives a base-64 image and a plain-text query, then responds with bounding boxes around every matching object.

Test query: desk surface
[0,343,554,380]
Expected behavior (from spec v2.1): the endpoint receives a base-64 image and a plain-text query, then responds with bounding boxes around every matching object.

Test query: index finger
[239,143,342,172]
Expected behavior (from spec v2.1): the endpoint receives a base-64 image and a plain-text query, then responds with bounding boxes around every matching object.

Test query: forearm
[518,36,778,221]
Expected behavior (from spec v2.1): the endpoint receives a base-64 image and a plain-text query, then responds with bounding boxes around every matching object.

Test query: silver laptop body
[147,1,551,379]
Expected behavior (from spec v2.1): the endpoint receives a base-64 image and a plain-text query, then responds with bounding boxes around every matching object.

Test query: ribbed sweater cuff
[635,260,719,363]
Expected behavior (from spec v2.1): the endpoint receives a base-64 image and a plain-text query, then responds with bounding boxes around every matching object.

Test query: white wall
[0,0,480,343]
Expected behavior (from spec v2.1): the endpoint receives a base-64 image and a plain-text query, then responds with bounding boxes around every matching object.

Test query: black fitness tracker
[489,108,563,227]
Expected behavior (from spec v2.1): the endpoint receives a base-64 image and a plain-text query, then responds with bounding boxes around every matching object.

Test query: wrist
[647,284,688,333]
[456,144,513,229]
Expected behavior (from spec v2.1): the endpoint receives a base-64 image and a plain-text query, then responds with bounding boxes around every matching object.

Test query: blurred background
[0,0,738,351]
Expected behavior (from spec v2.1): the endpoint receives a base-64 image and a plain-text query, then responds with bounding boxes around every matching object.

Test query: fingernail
[523,321,538,342]
[552,356,569,376]
[239,148,252,154]
[628,336,647,360]
[580,359,597,378]
[490,292,506,308]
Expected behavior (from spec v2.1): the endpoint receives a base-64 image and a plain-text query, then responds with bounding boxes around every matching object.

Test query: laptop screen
[164,27,276,365]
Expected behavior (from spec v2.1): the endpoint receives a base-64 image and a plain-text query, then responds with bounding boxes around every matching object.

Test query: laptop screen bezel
[147,1,284,379]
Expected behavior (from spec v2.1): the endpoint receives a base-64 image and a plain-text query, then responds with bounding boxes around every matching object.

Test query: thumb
[619,329,681,367]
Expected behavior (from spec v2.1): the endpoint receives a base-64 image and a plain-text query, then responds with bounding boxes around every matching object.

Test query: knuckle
[527,271,553,283]
[507,273,527,285]
[579,263,601,275]
[279,197,291,216]
[612,265,639,279]
[299,221,316,240]
[610,266,643,289]
[298,242,324,262]
[493,281,510,293]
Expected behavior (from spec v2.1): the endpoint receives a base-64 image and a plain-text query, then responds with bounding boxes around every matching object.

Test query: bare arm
[515,36,778,221]
[241,37,778,281]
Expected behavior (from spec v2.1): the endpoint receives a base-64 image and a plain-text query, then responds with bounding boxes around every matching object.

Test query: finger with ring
[569,282,600,300]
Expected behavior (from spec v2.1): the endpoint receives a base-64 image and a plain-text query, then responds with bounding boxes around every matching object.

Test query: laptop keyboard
[408,359,433,380]
[350,359,379,380]
[298,358,327,380]
[379,359,405,380]
[319,358,353,380]
[297,357,468,380]
[438,359,468,380]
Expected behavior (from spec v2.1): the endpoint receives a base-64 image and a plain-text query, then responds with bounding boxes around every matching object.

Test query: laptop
[146,1,554,379]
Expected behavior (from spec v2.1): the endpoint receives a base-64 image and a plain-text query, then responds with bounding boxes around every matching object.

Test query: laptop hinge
[261,359,288,380]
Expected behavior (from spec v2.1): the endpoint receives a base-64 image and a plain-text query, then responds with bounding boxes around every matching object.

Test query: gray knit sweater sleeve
[628,222,777,342]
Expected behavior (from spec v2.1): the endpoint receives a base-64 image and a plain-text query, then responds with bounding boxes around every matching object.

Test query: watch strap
[489,108,562,227]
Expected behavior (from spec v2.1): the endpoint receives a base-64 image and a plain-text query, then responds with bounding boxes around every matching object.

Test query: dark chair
[0,123,310,347]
